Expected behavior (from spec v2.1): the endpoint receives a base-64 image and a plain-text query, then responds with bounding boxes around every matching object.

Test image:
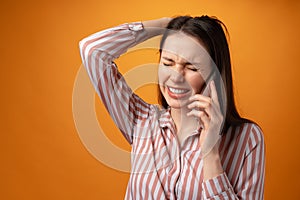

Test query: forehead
[161,32,211,64]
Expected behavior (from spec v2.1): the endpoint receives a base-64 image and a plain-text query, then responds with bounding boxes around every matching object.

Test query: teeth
[169,87,188,94]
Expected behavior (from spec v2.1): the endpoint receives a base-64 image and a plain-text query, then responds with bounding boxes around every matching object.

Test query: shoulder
[227,122,263,141]
[241,123,264,145]
[227,123,265,155]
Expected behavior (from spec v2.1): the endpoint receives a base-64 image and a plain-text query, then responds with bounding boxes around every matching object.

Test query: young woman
[79,16,265,200]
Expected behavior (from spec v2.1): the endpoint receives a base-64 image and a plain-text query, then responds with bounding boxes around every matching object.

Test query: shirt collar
[158,107,202,134]
[158,107,174,129]
[158,107,204,149]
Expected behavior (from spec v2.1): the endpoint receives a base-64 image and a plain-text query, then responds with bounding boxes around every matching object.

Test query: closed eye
[163,63,172,67]
[187,67,198,71]
[186,64,198,72]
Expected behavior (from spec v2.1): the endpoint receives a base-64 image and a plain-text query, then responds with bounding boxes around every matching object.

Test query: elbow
[78,38,102,66]
[79,39,87,64]
[79,39,86,54]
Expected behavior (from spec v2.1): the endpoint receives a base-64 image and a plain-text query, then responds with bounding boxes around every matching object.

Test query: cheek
[188,74,205,93]
[158,66,170,84]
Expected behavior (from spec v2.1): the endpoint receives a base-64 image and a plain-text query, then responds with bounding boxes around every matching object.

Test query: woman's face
[159,32,212,109]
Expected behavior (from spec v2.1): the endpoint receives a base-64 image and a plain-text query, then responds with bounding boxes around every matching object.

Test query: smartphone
[200,70,216,97]
[199,70,226,116]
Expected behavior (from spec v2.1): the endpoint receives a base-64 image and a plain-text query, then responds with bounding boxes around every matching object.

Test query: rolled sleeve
[202,173,237,199]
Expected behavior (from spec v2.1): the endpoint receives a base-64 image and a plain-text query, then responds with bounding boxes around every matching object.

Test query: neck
[170,106,199,138]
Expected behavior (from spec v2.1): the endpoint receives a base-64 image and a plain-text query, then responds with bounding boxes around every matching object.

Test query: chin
[161,86,191,109]
[165,98,189,109]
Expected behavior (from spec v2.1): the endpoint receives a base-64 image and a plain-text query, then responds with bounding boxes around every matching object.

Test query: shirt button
[129,23,143,31]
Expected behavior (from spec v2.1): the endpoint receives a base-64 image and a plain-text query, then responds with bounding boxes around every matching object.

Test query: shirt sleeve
[78,22,152,144]
[202,124,265,200]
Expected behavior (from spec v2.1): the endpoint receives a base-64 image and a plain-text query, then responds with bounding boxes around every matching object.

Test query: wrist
[142,18,169,38]
[203,150,223,181]
[142,17,171,29]
[159,17,172,28]
[203,150,221,163]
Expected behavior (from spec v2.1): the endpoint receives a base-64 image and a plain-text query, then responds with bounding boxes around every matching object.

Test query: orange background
[1,0,300,199]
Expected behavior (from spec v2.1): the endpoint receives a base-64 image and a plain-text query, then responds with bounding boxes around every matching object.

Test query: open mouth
[168,87,189,94]
[167,86,190,99]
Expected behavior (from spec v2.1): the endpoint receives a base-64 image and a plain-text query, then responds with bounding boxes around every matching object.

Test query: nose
[170,64,185,83]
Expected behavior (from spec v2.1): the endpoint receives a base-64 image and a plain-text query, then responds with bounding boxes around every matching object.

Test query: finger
[187,110,210,130]
[187,109,210,120]
[187,101,210,110]
[199,111,210,131]
[187,102,213,120]
[189,94,211,103]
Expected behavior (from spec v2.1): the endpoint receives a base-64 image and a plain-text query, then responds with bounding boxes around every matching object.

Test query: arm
[201,124,265,200]
[188,81,265,199]
[79,18,170,144]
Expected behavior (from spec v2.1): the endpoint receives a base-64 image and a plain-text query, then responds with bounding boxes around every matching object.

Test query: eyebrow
[162,57,174,62]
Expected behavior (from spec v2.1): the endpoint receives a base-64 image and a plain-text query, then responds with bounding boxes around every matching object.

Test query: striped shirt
[79,22,265,200]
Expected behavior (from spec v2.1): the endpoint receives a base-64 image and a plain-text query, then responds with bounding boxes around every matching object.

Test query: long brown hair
[158,15,254,133]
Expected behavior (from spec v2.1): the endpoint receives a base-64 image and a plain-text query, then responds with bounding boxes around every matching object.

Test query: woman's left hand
[187,80,224,156]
